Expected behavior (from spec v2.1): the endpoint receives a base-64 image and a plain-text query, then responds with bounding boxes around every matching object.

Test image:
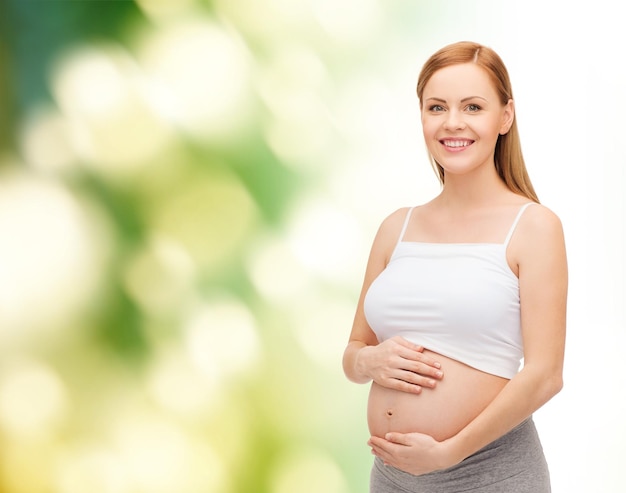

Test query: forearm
[445,364,563,464]
[342,341,373,384]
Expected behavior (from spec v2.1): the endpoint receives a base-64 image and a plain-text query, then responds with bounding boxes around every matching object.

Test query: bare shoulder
[371,207,413,261]
[518,203,564,240]
[378,207,413,234]
[512,203,566,265]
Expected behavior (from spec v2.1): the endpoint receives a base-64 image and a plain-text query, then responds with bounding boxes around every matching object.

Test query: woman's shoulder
[514,202,566,258]
[507,201,566,274]
[371,206,418,252]
[381,206,414,225]
[521,202,564,235]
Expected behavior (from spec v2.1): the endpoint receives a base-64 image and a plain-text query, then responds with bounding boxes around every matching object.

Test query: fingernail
[436,371,443,378]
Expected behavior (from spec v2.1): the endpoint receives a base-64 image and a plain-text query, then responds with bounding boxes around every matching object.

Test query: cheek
[491,121,506,139]
[421,118,438,137]
[477,119,503,139]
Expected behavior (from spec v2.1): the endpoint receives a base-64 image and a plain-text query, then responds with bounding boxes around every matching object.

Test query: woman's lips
[440,139,474,152]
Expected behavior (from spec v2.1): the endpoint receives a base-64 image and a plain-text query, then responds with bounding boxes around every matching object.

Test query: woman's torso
[365,202,533,441]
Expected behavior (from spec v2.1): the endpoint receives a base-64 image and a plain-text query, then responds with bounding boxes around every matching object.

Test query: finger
[367,437,387,455]
[409,361,444,379]
[397,350,435,371]
[397,370,438,389]
[392,337,425,353]
[369,445,388,463]
[384,432,410,446]
[388,378,423,394]
[396,347,442,371]
[401,350,442,370]
[415,353,443,370]
[368,437,395,456]
[367,436,381,448]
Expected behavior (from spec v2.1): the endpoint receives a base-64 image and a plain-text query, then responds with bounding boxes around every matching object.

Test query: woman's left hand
[367,432,458,476]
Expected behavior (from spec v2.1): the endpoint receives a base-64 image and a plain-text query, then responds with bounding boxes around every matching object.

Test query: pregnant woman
[343,41,567,492]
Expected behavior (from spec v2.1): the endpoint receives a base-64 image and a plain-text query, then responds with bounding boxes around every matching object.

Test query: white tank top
[363,203,534,379]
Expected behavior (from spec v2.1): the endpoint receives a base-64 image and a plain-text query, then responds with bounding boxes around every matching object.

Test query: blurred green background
[0,1,434,492]
[2,1,624,493]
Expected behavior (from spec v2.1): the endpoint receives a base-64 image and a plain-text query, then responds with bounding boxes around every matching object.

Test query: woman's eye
[466,104,481,112]
[429,104,444,112]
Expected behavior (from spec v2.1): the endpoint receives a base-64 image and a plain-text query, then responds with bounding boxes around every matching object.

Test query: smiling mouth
[440,139,474,148]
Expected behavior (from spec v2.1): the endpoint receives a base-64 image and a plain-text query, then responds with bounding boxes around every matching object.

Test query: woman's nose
[443,110,465,130]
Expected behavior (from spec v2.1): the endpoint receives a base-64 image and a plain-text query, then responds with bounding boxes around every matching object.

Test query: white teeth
[443,140,470,147]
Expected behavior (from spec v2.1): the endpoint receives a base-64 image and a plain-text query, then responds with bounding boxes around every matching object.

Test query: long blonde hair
[416,41,539,202]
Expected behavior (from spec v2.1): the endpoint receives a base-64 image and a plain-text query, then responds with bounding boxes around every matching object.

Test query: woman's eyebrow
[461,96,488,103]
[424,96,488,103]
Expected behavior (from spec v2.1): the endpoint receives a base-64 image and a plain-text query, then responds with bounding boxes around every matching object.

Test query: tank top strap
[396,207,416,245]
[503,202,535,247]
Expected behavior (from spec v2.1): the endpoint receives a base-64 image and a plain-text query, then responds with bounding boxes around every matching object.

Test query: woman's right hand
[356,336,444,394]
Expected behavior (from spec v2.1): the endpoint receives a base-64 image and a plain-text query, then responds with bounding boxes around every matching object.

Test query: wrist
[354,344,374,382]
[438,436,466,469]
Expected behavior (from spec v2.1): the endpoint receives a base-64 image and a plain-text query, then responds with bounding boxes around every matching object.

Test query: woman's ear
[499,99,515,135]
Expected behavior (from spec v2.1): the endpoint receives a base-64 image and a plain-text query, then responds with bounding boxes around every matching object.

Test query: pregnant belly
[367,350,509,441]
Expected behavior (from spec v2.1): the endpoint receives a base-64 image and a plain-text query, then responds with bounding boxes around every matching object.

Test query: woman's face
[420,63,513,179]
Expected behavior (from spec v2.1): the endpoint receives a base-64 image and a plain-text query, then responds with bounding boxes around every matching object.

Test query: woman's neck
[436,170,513,211]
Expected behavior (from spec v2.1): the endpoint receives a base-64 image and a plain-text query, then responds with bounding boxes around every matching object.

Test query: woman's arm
[446,205,567,458]
[369,205,567,473]
[343,208,444,393]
